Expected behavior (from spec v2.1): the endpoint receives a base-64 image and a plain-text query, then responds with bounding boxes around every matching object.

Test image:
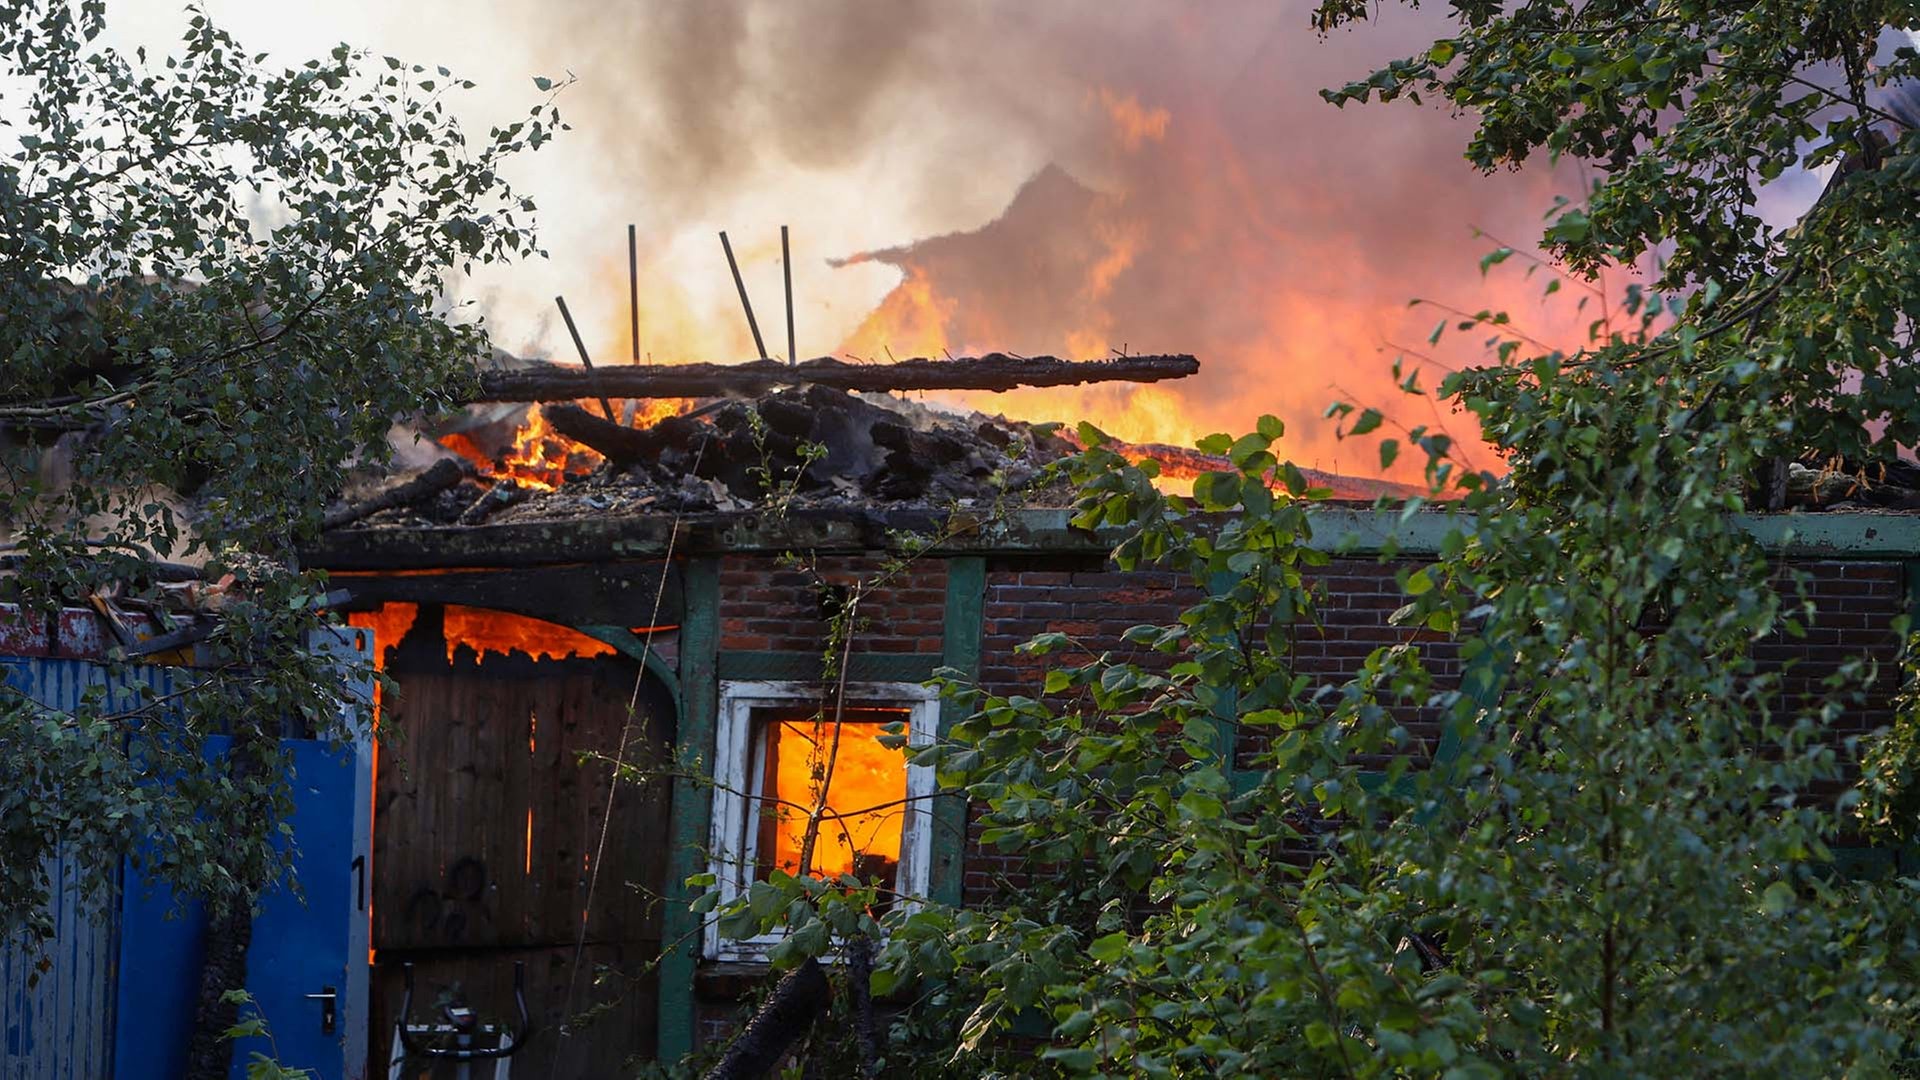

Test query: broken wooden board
[471,353,1199,402]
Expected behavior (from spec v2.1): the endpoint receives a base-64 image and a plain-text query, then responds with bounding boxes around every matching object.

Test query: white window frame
[705,679,938,962]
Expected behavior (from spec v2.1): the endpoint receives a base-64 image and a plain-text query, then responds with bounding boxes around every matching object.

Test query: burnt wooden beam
[702,958,831,1080]
[328,561,681,629]
[305,508,1097,569]
[543,403,701,466]
[323,458,469,530]
[472,353,1199,403]
[455,477,530,526]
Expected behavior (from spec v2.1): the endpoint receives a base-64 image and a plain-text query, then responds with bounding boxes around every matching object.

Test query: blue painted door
[114,629,374,1080]
[114,736,369,1080]
[3,634,372,1079]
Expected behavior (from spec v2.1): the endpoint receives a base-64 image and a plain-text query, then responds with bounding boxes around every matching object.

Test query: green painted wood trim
[931,557,986,908]
[1737,514,1920,559]
[1204,571,1242,777]
[1906,560,1920,627]
[578,624,680,699]
[716,650,943,683]
[656,557,720,1064]
[311,505,1920,567]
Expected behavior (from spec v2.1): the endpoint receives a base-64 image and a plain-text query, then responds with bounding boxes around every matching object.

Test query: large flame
[439,397,696,492]
[759,709,910,882]
[826,87,1592,483]
[440,603,618,664]
[507,4,1606,484]
[438,403,603,492]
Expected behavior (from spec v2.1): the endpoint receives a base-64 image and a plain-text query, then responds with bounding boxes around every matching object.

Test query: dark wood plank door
[370,604,674,1077]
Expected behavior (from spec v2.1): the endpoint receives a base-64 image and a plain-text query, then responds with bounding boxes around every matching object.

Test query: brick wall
[717,554,948,655]
[977,557,1906,736]
[1756,561,1906,731]
[686,550,1915,1043]
[960,556,1910,903]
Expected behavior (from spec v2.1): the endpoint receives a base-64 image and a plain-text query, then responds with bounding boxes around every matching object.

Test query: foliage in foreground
[692,2,1920,1076]
[0,0,553,941]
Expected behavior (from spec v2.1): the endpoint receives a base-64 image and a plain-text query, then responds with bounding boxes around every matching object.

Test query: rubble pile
[331,385,1085,530]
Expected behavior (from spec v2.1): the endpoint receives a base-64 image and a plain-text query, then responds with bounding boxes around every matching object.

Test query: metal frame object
[388,960,531,1080]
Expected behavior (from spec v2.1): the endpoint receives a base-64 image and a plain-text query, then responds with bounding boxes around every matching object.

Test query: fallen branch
[702,958,831,1080]
[473,353,1199,402]
[322,457,468,530]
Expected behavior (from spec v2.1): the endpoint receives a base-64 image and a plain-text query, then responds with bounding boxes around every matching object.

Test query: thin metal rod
[781,225,795,367]
[719,230,769,360]
[627,223,641,366]
[554,295,616,421]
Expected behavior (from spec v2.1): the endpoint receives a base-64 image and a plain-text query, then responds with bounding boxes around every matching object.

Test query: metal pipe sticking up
[553,295,616,421]
[719,230,769,361]
[628,224,641,365]
[781,225,795,367]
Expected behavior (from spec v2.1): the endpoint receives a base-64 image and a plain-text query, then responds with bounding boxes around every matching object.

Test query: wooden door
[370,604,674,1077]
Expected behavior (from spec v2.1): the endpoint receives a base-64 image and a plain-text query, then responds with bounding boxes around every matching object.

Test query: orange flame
[347,602,419,671]
[501,404,602,491]
[816,78,1599,484]
[440,603,618,664]
[761,710,910,882]
[631,397,696,427]
[1095,87,1171,153]
[344,601,420,966]
[439,398,697,493]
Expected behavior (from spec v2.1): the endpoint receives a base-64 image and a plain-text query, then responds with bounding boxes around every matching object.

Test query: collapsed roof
[318,351,1418,536]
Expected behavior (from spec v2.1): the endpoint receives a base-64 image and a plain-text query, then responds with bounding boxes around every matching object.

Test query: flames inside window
[747,706,911,888]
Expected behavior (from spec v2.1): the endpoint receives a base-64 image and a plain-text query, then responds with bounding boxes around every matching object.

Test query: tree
[0,0,555,1041]
[691,3,1920,1076]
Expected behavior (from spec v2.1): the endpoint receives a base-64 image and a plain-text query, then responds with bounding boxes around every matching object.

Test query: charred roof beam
[469,353,1199,403]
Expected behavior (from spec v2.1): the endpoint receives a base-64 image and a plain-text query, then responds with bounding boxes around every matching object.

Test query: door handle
[303,986,337,1035]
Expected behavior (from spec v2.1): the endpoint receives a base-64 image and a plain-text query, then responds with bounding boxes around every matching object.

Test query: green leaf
[1228,432,1272,467]
[1193,470,1243,509]
[1088,931,1130,963]
[1546,209,1591,244]
[1042,1048,1098,1069]
[1177,789,1224,821]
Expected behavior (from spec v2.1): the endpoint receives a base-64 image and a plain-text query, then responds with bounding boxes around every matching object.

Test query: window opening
[708,681,936,961]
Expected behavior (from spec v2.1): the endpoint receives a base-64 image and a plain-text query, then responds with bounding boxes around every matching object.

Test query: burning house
[291,354,1920,1074]
[2,345,1916,1078]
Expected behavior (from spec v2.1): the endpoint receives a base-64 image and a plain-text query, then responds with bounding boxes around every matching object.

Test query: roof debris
[329,382,1422,533]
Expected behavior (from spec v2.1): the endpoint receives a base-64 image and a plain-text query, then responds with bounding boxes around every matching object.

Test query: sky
[98,2,1835,477]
